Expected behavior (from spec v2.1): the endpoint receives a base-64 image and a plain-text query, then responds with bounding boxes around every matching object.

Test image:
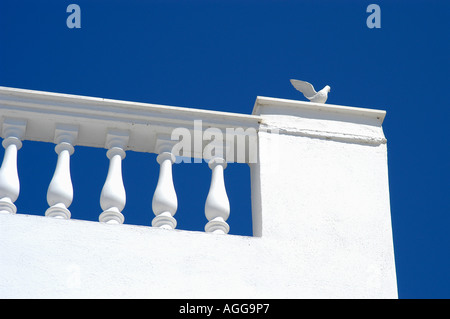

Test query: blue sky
[0,0,449,298]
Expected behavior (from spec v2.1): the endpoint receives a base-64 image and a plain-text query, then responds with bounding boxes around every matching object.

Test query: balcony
[0,86,263,234]
[0,86,397,298]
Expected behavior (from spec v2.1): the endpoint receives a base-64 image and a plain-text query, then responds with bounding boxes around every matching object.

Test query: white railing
[0,87,261,234]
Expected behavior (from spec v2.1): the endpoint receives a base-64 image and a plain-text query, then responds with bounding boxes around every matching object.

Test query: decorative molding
[0,86,261,157]
[253,96,387,145]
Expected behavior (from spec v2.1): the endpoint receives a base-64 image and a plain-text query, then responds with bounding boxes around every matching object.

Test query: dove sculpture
[290,79,331,104]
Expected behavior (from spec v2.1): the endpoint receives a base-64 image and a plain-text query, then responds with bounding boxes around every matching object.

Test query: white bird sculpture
[290,79,331,104]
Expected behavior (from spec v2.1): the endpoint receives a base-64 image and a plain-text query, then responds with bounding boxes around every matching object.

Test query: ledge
[253,96,386,124]
[253,96,387,145]
[0,87,388,154]
[0,86,261,156]
[0,86,261,129]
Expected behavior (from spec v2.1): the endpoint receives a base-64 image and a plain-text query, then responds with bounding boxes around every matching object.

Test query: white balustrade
[0,119,27,214]
[152,135,178,229]
[45,125,78,219]
[0,87,264,234]
[99,130,129,224]
[204,157,230,234]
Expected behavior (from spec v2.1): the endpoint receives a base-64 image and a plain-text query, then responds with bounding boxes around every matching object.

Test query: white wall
[0,97,398,298]
[251,97,397,298]
[252,134,396,297]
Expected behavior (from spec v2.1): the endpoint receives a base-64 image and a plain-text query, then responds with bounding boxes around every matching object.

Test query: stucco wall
[252,131,397,298]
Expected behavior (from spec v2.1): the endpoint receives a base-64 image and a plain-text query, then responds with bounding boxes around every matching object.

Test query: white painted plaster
[0,89,397,298]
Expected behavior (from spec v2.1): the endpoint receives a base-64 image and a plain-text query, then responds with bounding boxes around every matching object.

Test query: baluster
[152,135,178,229]
[204,157,230,234]
[45,125,78,219]
[0,119,27,214]
[99,130,129,224]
